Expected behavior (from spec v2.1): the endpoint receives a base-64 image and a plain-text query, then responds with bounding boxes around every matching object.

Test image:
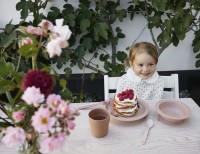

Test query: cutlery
[140,119,154,145]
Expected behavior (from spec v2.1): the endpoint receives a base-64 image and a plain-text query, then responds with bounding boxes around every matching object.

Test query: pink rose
[12,110,26,123]
[40,133,65,153]
[2,127,26,147]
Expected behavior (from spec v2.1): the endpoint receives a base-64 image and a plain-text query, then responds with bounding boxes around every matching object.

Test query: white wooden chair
[104,74,179,100]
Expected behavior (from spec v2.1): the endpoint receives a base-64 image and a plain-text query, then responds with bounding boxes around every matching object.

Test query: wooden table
[0,98,200,154]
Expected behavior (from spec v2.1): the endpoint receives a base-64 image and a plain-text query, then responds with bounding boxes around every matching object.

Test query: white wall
[1,0,199,74]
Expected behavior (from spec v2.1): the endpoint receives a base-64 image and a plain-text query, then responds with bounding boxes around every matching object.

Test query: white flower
[53,18,72,41]
[21,86,45,107]
[46,18,71,58]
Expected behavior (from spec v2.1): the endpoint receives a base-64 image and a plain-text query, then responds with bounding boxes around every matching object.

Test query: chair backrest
[104,74,179,100]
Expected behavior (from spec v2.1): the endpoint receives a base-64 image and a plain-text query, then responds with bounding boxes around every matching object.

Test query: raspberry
[117,93,121,98]
[129,89,134,94]
[129,94,133,100]
[124,94,128,99]
[119,96,124,101]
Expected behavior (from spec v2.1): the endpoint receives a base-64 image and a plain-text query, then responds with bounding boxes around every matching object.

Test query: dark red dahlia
[21,70,54,96]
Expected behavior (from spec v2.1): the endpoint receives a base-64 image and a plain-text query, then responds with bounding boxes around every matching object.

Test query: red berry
[129,89,134,94]
[124,94,128,99]
[117,93,121,98]
[119,96,124,101]
[129,94,133,100]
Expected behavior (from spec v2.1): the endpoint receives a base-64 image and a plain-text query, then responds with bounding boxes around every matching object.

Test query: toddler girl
[116,42,164,100]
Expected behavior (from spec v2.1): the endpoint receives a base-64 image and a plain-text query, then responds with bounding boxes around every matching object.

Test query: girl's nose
[143,66,148,71]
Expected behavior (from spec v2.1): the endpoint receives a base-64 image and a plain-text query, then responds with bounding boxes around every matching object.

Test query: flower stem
[6,91,13,104]
[16,55,22,72]
[13,90,23,104]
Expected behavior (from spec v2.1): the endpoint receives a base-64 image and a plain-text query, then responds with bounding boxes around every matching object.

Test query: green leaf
[59,79,67,90]
[18,44,38,57]
[152,0,168,12]
[195,53,200,59]
[63,4,74,14]
[78,60,84,69]
[175,0,186,11]
[157,32,171,47]
[47,7,61,19]
[89,73,96,80]
[80,19,90,31]
[64,67,72,79]
[0,80,16,93]
[16,0,32,19]
[56,60,63,69]
[0,31,16,49]
[75,45,86,58]
[173,21,185,40]
[182,14,193,29]
[59,88,73,100]
[192,30,200,53]
[99,22,109,40]
[117,32,125,38]
[100,54,110,61]
[82,37,93,50]
[116,51,127,63]
[148,16,161,28]
[93,24,100,41]
[0,61,14,79]
[116,9,127,22]
[104,61,111,71]
[5,23,15,34]
[195,59,200,68]
[110,14,117,24]
[67,13,76,27]
[172,33,179,47]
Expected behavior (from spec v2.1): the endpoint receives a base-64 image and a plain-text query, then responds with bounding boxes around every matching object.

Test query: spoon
[140,119,154,145]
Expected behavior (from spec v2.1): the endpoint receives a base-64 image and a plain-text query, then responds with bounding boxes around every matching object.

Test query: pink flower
[20,37,33,46]
[21,86,45,107]
[58,101,69,115]
[21,70,54,96]
[12,110,26,123]
[68,121,76,130]
[46,94,63,112]
[40,133,65,153]
[2,127,26,147]
[26,25,43,36]
[31,107,56,133]
[39,19,53,31]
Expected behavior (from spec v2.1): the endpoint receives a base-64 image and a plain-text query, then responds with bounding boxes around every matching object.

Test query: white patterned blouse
[116,68,164,100]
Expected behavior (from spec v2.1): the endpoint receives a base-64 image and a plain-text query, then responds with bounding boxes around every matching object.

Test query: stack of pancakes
[114,89,138,117]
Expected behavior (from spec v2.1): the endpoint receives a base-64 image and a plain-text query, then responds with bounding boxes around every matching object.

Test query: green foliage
[46,0,127,76]
[128,0,200,67]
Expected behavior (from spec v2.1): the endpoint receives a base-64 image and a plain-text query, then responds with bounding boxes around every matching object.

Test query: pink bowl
[155,100,191,123]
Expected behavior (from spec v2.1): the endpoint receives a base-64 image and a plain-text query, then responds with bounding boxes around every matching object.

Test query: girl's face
[130,52,157,79]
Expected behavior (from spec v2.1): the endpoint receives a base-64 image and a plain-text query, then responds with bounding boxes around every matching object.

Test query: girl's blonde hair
[128,42,158,65]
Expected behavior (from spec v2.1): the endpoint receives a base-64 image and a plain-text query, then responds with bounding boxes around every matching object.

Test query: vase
[18,135,41,154]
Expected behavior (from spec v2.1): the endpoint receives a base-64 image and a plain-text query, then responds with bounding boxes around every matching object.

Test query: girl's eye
[138,64,143,67]
[149,64,155,67]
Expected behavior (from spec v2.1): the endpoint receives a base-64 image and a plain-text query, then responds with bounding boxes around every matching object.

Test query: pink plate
[110,99,149,122]
[155,100,191,123]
